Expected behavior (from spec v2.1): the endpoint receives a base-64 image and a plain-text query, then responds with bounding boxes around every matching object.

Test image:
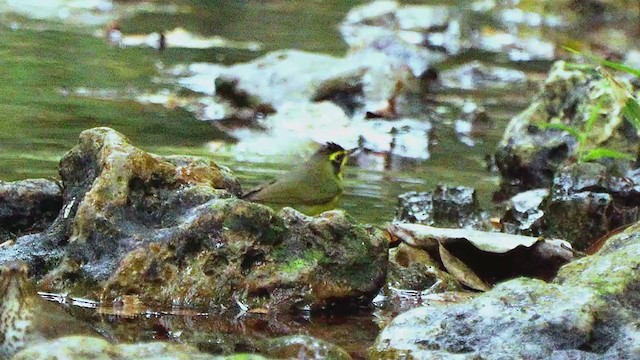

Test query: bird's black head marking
[317,142,345,155]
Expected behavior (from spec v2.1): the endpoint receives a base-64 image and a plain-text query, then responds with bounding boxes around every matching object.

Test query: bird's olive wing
[242,167,340,205]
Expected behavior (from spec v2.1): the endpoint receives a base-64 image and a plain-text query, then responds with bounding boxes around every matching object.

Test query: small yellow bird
[242,143,355,215]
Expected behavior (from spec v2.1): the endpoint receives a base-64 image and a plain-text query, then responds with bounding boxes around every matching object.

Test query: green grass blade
[541,122,581,138]
[564,46,640,77]
[623,97,640,131]
[599,59,640,77]
[581,148,636,162]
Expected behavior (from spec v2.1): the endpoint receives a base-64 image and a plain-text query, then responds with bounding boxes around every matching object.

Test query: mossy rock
[495,60,639,197]
[10,127,389,312]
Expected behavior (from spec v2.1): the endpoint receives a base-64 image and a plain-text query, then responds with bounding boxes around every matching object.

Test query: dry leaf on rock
[389,223,574,285]
[439,243,491,291]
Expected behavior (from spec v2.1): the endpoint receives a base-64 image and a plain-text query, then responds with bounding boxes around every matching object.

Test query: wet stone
[340,2,451,77]
[0,179,62,242]
[371,219,640,359]
[0,127,388,313]
[495,60,638,197]
[542,162,640,250]
[545,191,615,250]
[439,61,528,90]
[213,49,415,119]
[395,185,483,229]
[501,188,549,236]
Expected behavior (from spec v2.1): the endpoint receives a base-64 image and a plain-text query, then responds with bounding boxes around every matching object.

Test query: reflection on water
[0,0,517,226]
[41,291,380,359]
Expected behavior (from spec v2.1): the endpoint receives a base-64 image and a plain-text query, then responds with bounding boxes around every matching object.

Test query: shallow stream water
[0,0,548,226]
[2,0,634,358]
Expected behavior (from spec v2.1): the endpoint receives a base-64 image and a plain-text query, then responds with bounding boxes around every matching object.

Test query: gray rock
[215,49,414,118]
[12,336,272,360]
[500,162,640,250]
[544,162,640,250]
[208,50,435,161]
[0,128,388,312]
[341,1,557,65]
[494,61,637,197]
[395,186,485,229]
[0,179,62,242]
[340,1,456,66]
[501,188,548,235]
[439,61,528,90]
[370,217,640,359]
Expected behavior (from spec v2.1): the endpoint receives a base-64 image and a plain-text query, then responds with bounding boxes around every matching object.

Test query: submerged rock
[0,179,62,242]
[0,262,99,359]
[103,307,376,359]
[0,128,387,313]
[370,217,640,359]
[439,61,529,90]
[494,60,639,198]
[202,50,433,161]
[341,1,557,66]
[340,1,455,68]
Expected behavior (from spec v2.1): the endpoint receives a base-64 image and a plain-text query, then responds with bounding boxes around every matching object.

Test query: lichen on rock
[99,201,387,311]
[495,60,639,197]
[0,127,387,313]
[12,335,269,360]
[370,216,640,359]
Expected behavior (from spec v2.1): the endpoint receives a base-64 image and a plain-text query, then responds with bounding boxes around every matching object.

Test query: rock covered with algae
[370,218,640,359]
[0,127,387,312]
[12,335,272,360]
[494,60,639,198]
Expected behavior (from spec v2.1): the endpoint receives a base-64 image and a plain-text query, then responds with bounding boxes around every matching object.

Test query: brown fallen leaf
[439,243,491,292]
[389,223,574,283]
